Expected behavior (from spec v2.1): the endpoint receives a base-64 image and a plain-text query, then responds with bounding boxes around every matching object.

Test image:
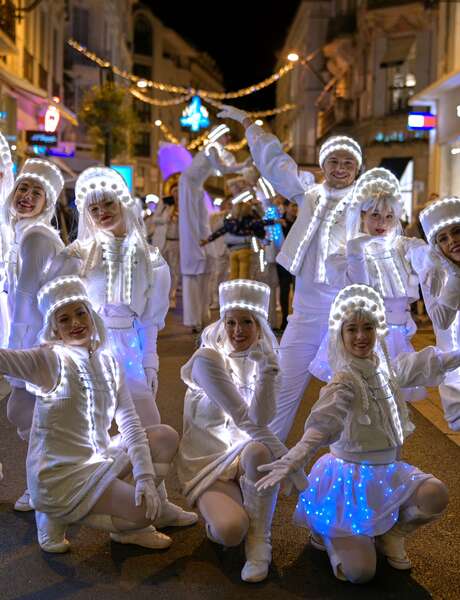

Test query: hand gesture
[256,458,294,492]
[217,104,250,124]
[135,476,161,520]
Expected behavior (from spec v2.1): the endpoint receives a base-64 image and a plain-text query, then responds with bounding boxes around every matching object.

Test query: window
[382,38,416,114]
[133,98,151,122]
[134,16,153,56]
[135,132,151,157]
[133,63,152,79]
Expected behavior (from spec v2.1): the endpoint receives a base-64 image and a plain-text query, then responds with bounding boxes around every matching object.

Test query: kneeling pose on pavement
[176,279,305,583]
[0,276,194,552]
[257,284,457,584]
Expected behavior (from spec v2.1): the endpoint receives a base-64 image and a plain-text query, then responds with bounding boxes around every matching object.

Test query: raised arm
[0,346,58,391]
[393,346,460,389]
[206,146,250,175]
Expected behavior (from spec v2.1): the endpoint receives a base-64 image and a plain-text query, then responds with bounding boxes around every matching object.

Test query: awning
[379,157,411,180]
[380,36,414,68]
[0,66,78,126]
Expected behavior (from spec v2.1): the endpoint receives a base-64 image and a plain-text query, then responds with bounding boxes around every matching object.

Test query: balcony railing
[23,49,34,83]
[0,0,16,42]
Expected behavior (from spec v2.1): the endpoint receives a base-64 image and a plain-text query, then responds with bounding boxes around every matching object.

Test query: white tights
[89,424,179,530]
[197,441,272,547]
[323,477,448,584]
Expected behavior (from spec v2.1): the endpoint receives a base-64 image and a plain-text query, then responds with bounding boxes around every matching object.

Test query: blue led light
[180,96,210,132]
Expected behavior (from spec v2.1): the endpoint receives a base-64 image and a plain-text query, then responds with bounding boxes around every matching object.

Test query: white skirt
[293,453,431,538]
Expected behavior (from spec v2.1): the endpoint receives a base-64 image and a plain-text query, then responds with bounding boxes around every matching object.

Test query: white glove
[249,342,279,376]
[135,476,161,520]
[346,234,377,256]
[144,367,158,394]
[217,104,250,124]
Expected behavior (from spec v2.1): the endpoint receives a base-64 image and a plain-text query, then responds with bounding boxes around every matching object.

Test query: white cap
[38,275,91,327]
[0,131,12,167]
[419,196,460,245]
[329,284,387,336]
[15,158,64,204]
[207,124,230,144]
[319,135,362,169]
[75,167,134,213]
[219,279,270,320]
[351,167,401,211]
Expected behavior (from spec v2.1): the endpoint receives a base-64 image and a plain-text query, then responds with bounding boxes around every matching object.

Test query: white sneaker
[375,529,412,570]
[241,558,270,583]
[110,525,172,549]
[155,501,198,529]
[14,489,33,512]
[35,511,70,553]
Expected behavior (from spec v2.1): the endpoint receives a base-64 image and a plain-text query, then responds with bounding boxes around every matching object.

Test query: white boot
[14,489,33,512]
[80,513,172,549]
[152,463,198,529]
[376,505,443,570]
[35,511,70,553]
[240,475,278,583]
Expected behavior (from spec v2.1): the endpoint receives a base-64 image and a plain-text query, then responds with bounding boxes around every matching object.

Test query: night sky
[146,0,301,110]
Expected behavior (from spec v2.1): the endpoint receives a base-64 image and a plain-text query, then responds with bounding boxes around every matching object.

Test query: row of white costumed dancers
[1,106,460,585]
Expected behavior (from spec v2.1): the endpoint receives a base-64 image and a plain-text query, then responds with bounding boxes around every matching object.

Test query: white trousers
[439,383,460,431]
[182,273,211,328]
[163,240,180,298]
[270,314,329,442]
[211,255,229,305]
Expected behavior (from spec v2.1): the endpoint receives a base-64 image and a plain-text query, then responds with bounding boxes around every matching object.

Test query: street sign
[25,131,58,147]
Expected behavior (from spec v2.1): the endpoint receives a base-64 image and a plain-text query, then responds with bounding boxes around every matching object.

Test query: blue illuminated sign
[180,96,210,132]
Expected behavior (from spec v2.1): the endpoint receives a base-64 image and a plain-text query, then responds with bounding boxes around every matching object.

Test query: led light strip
[220,279,270,295]
[231,190,253,205]
[220,300,268,320]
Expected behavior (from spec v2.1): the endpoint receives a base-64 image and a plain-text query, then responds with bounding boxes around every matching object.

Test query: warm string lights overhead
[153,120,249,152]
[130,88,193,107]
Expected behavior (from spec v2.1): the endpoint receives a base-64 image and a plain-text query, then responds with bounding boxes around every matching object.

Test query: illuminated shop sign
[407,112,437,130]
[180,96,210,132]
[26,131,58,147]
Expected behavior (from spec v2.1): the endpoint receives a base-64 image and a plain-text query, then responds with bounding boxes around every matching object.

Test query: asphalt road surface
[1,308,459,600]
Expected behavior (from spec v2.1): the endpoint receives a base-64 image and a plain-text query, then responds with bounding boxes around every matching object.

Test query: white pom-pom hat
[419,196,460,245]
[329,284,387,337]
[75,167,134,213]
[318,135,362,169]
[15,158,64,204]
[350,167,402,211]
[219,279,270,320]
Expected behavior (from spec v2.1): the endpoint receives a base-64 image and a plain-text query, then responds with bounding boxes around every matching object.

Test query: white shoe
[35,511,70,553]
[110,526,172,549]
[375,528,412,570]
[14,489,33,512]
[155,501,198,529]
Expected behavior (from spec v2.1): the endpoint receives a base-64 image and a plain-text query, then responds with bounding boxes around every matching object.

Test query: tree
[79,81,138,166]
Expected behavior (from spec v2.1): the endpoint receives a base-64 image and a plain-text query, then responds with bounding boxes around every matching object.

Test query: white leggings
[322,477,449,583]
[196,441,272,546]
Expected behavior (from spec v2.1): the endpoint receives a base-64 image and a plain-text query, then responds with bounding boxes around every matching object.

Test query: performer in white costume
[1,158,65,511]
[420,197,460,430]
[179,124,250,332]
[0,132,15,347]
[257,285,456,583]
[176,279,306,582]
[310,168,428,400]
[50,167,197,529]
[218,105,362,440]
[0,276,181,552]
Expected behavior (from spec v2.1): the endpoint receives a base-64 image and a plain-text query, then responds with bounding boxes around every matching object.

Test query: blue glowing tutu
[293,453,431,538]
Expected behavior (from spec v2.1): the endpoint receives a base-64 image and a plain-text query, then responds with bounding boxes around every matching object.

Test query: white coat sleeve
[393,346,460,389]
[9,232,57,349]
[246,124,308,204]
[326,252,369,287]
[191,349,287,458]
[136,248,171,370]
[114,370,155,480]
[206,147,247,175]
[0,346,58,391]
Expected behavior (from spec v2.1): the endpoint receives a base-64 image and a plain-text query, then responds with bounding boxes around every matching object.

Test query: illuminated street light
[137,79,149,89]
[287,52,299,62]
[255,119,263,126]
[154,119,162,126]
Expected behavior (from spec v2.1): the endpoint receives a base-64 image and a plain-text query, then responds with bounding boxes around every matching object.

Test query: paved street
[1,307,460,600]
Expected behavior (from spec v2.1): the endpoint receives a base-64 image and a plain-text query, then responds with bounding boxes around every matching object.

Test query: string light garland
[130,88,193,107]
[153,120,248,152]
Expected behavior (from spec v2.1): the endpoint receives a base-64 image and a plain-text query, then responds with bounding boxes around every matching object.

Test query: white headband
[219,279,270,320]
[208,124,230,144]
[38,275,91,326]
[419,196,460,244]
[15,158,64,204]
[319,135,362,169]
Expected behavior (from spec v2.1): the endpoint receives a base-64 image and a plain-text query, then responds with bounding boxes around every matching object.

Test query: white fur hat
[351,167,402,211]
[38,275,91,327]
[207,124,230,144]
[0,131,12,167]
[15,158,64,204]
[329,284,387,336]
[219,279,270,320]
[75,167,134,213]
[419,196,460,245]
[319,135,362,169]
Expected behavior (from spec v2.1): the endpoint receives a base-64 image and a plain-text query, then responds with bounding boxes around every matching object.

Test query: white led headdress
[75,167,134,213]
[219,279,270,320]
[38,275,91,326]
[257,177,276,201]
[0,131,12,167]
[329,284,387,337]
[15,158,64,204]
[419,196,460,245]
[231,190,254,205]
[350,167,402,212]
[318,135,362,169]
[207,124,230,144]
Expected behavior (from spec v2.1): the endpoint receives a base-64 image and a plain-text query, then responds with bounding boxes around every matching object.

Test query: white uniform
[246,124,354,440]
[0,343,154,523]
[179,143,241,328]
[209,210,229,307]
[177,346,287,506]
[151,201,180,302]
[52,231,170,429]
